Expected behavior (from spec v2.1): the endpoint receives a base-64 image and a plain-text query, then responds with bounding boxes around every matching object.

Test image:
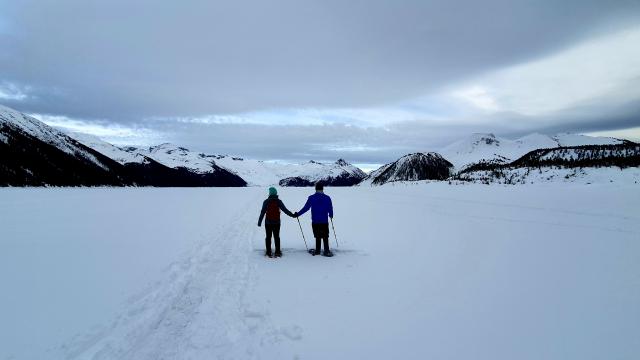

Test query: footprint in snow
[280,325,303,341]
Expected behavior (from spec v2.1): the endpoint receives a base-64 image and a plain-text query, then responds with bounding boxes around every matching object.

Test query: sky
[1,0,640,167]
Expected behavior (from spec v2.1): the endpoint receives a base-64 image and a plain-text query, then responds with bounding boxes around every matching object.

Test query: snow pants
[312,223,330,252]
[264,223,281,254]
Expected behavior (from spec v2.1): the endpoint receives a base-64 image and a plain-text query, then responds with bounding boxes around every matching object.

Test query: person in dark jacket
[294,182,334,257]
[258,187,294,257]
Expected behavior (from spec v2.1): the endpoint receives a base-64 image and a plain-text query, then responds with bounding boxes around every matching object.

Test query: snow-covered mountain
[358,133,636,186]
[0,105,246,187]
[0,105,127,186]
[455,143,640,185]
[440,132,625,171]
[77,141,366,187]
[361,153,453,186]
[277,159,366,186]
[1,105,112,169]
[4,99,636,187]
[69,132,148,164]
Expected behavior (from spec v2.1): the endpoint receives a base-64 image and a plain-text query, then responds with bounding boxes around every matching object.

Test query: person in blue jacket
[295,182,334,257]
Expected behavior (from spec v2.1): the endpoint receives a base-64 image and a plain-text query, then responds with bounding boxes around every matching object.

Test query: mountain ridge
[0,106,246,187]
[2,104,637,187]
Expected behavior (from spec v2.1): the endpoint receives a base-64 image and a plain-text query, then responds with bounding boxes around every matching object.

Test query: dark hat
[315,182,324,191]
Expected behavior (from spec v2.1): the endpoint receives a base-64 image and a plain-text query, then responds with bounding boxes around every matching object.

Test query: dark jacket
[298,191,333,224]
[258,195,294,225]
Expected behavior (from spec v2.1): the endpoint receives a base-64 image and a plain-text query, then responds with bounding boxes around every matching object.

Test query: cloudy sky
[1,0,640,167]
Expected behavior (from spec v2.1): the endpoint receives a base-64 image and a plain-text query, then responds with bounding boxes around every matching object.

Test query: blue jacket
[298,191,333,224]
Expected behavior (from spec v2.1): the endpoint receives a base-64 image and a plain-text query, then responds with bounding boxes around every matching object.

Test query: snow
[0,105,109,169]
[139,143,219,173]
[65,135,365,185]
[537,146,639,161]
[0,132,7,143]
[359,152,451,185]
[69,132,147,164]
[134,147,364,185]
[1,185,639,359]
[457,166,640,185]
[213,158,364,186]
[359,162,392,186]
[439,132,625,171]
[62,123,630,186]
[554,132,623,146]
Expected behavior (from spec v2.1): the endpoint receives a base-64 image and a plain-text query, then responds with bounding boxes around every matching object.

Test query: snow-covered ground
[1,185,639,359]
[457,166,640,185]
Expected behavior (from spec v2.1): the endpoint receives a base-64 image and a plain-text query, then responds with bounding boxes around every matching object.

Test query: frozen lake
[1,184,639,359]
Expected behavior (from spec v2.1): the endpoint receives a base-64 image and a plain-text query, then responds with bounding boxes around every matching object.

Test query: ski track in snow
[60,194,278,360]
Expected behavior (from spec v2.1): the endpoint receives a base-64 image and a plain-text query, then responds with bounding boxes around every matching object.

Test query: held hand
[257,222,261,227]
[293,212,299,218]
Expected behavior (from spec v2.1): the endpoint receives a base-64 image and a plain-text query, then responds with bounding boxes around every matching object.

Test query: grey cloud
[147,98,640,165]
[2,0,640,121]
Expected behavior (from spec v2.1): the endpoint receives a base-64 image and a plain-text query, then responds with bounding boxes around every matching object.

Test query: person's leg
[312,223,321,254]
[322,223,330,253]
[274,224,281,256]
[265,224,273,256]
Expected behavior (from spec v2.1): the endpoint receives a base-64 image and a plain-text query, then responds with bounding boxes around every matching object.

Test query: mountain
[0,105,128,186]
[278,159,367,186]
[359,133,636,186]
[361,153,453,186]
[68,132,148,164]
[75,139,366,187]
[440,132,625,171]
[0,105,246,187]
[455,143,640,184]
[4,99,634,187]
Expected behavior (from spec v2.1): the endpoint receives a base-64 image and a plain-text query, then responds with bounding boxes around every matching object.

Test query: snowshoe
[322,250,334,257]
[308,249,321,256]
[265,251,273,258]
[274,251,282,258]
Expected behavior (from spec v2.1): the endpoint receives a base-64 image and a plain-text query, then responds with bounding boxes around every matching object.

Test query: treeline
[458,143,640,176]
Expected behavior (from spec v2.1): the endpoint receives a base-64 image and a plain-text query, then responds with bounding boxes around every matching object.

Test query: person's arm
[328,197,333,219]
[297,196,312,217]
[258,200,267,226]
[278,200,294,217]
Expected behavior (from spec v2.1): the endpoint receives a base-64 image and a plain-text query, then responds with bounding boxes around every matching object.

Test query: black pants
[265,223,281,254]
[312,223,330,252]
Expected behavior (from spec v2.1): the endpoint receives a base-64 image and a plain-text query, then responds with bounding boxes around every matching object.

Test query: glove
[293,212,299,218]
[257,222,261,227]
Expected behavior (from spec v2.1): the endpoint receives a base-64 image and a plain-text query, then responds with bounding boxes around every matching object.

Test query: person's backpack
[265,199,280,222]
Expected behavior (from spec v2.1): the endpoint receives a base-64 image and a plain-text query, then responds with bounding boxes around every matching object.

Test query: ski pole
[297,217,309,251]
[330,218,339,248]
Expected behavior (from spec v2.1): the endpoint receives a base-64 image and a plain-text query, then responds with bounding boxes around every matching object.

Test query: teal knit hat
[268,187,277,196]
